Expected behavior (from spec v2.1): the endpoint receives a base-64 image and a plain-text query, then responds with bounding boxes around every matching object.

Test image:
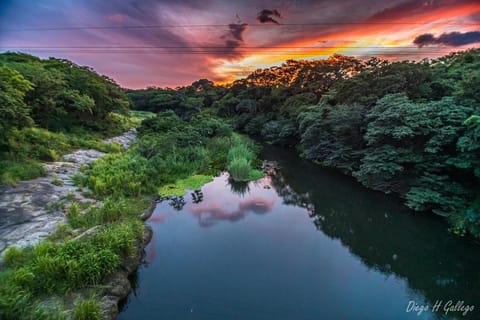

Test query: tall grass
[67,197,150,229]
[0,160,46,185]
[73,297,101,320]
[227,158,252,181]
[227,135,264,182]
[0,219,144,319]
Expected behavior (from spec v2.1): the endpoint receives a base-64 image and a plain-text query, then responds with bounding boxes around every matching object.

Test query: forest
[128,49,480,238]
[0,49,479,319]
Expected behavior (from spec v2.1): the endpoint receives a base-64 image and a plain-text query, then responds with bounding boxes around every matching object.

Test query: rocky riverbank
[99,221,153,319]
[0,129,137,261]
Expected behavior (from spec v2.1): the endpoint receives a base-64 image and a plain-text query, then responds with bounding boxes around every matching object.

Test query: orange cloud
[215,1,480,83]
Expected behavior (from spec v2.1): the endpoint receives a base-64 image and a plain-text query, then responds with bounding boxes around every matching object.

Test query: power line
[0,46,462,49]
[3,21,478,32]
[0,50,459,56]
[0,46,470,54]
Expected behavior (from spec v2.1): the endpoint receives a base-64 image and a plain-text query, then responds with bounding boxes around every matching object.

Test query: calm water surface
[119,147,479,320]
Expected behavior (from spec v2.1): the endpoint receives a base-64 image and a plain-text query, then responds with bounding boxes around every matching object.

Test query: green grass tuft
[159,175,213,197]
[3,246,30,267]
[226,134,265,182]
[0,160,45,185]
[73,297,101,320]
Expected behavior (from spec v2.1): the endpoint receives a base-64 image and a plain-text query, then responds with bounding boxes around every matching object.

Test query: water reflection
[120,147,480,320]
[188,196,275,227]
[158,173,276,228]
[191,190,204,204]
[228,178,250,196]
[262,146,480,319]
[187,174,275,227]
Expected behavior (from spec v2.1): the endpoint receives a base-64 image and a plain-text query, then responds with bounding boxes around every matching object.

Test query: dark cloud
[414,31,480,47]
[221,22,248,55]
[257,9,282,24]
[228,23,248,41]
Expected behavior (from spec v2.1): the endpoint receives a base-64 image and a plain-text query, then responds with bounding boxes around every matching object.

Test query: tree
[0,66,33,149]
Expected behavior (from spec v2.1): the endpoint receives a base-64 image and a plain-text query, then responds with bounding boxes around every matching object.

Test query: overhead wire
[2,21,478,32]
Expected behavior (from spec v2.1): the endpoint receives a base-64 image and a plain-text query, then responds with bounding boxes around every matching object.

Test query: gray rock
[108,274,132,298]
[99,296,119,320]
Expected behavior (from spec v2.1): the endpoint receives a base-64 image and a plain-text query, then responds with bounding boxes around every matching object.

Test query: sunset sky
[0,0,479,88]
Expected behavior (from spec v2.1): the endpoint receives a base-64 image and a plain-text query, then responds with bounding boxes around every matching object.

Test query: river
[118,146,479,320]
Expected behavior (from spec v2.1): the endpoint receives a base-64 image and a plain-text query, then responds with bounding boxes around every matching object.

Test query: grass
[84,152,155,198]
[0,109,144,187]
[0,219,144,319]
[51,176,64,186]
[0,160,45,185]
[3,246,29,267]
[158,175,213,197]
[0,190,147,320]
[227,158,251,181]
[227,135,265,182]
[67,197,150,229]
[0,126,129,185]
[73,297,101,320]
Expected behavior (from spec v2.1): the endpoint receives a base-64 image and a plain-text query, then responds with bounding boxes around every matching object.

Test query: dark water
[119,147,480,320]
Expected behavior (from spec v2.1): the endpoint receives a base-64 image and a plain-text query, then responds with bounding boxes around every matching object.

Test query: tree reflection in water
[262,145,480,318]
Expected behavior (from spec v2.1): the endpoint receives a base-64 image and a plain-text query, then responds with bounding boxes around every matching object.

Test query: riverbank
[0,112,264,319]
[98,206,154,319]
[0,129,156,319]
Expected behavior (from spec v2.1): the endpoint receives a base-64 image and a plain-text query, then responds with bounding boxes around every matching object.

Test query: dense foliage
[81,109,262,201]
[0,52,136,184]
[0,52,130,131]
[129,49,480,238]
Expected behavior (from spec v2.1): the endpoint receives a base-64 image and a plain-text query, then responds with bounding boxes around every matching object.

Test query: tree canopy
[128,49,480,238]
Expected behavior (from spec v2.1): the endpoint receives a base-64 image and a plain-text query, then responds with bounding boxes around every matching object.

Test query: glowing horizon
[0,0,478,88]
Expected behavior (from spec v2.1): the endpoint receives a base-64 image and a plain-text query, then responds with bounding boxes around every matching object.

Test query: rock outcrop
[0,130,136,260]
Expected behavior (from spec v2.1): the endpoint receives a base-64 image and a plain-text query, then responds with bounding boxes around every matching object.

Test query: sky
[0,0,479,88]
